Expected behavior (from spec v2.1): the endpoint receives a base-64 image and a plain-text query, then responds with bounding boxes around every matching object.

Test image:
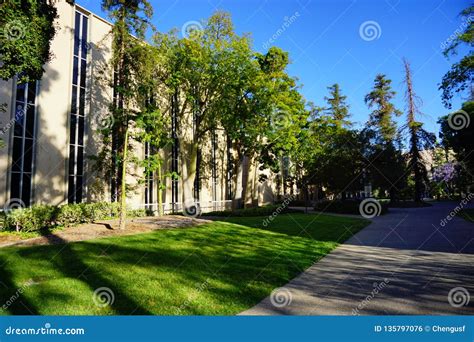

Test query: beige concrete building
[0,2,279,213]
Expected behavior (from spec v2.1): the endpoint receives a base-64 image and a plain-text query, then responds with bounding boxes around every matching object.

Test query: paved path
[241,202,474,315]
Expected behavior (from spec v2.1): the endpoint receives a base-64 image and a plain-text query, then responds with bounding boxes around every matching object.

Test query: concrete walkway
[241,202,474,315]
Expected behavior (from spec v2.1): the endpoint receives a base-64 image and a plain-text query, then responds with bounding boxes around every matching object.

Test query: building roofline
[74,2,113,28]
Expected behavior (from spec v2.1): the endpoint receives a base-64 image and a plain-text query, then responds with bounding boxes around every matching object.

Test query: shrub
[3,201,149,232]
[127,209,147,218]
[0,212,5,231]
[5,205,57,232]
[56,204,84,227]
[82,202,119,221]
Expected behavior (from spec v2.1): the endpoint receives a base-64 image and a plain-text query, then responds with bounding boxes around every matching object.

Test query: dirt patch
[0,216,211,248]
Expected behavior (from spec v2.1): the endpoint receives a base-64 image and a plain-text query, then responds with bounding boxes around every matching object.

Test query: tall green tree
[155,12,244,209]
[134,44,170,216]
[323,83,351,128]
[301,103,363,201]
[364,74,405,201]
[439,5,473,108]
[259,48,307,200]
[402,59,436,202]
[365,74,402,142]
[101,0,154,229]
[220,45,307,205]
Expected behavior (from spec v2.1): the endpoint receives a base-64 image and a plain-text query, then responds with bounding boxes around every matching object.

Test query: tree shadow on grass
[0,254,40,315]
[0,221,343,315]
[42,233,153,315]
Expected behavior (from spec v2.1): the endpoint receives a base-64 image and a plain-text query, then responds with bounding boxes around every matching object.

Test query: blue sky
[77,0,470,135]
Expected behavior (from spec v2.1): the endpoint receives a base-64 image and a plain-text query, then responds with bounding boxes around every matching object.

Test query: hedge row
[2,202,147,232]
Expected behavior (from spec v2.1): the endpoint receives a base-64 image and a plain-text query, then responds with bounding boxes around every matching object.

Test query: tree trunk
[118,126,129,230]
[241,155,251,208]
[182,141,198,207]
[157,163,164,216]
[251,155,259,206]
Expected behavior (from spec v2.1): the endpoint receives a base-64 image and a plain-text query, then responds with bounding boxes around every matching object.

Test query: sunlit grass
[0,213,369,315]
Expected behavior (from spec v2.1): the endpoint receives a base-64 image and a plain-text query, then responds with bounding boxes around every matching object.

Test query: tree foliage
[440,5,473,108]
[0,0,57,83]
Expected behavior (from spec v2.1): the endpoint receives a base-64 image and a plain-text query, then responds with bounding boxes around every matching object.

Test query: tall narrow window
[144,142,154,210]
[226,135,233,200]
[171,92,179,212]
[10,81,37,206]
[68,11,89,203]
[211,129,218,208]
[110,68,119,202]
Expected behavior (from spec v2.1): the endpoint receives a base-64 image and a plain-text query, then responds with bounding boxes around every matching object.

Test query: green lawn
[459,209,474,223]
[0,213,369,315]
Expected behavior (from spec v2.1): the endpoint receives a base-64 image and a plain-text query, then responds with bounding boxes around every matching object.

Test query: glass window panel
[81,16,88,56]
[80,59,87,88]
[13,103,25,137]
[10,173,21,200]
[15,83,26,102]
[149,180,153,203]
[68,176,75,203]
[77,147,84,176]
[22,138,33,173]
[21,173,31,205]
[71,86,78,114]
[69,115,77,145]
[25,105,35,139]
[74,12,81,56]
[72,57,79,85]
[69,145,76,176]
[79,87,85,116]
[27,82,36,103]
[11,137,23,172]
[75,176,83,202]
[78,116,84,146]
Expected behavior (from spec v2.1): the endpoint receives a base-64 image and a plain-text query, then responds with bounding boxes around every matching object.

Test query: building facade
[0,2,279,213]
